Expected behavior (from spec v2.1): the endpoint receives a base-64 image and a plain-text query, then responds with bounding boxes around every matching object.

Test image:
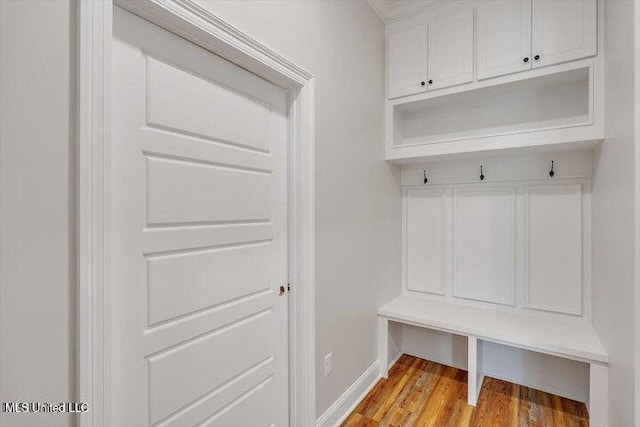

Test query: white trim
[634,0,640,424]
[76,2,112,426]
[404,187,448,296]
[367,0,455,24]
[77,1,316,426]
[315,359,381,427]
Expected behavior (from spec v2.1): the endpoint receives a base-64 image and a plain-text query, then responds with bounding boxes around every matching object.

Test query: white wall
[592,0,639,425]
[188,1,402,417]
[0,1,76,427]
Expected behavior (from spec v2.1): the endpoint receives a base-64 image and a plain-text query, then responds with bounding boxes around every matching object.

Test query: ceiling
[367,0,454,24]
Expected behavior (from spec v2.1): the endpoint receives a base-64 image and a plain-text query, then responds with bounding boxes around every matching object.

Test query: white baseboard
[315,359,381,427]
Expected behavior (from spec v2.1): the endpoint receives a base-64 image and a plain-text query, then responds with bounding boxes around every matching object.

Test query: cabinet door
[531,0,597,68]
[387,25,428,99]
[427,9,474,90]
[477,0,532,80]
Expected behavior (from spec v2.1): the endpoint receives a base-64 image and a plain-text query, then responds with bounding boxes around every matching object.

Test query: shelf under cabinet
[386,64,603,163]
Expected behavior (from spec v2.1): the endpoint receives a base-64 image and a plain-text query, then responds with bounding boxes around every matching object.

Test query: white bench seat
[377,295,609,425]
[379,295,607,364]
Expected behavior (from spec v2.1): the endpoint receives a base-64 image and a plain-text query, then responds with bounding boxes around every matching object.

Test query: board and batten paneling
[406,189,447,295]
[526,184,583,315]
[453,186,516,305]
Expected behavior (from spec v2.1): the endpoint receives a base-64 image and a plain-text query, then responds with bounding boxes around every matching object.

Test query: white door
[427,9,474,91]
[387,25,428,99]
[110,7,289,426]
[477,0,532,80]
[531,0,597,68]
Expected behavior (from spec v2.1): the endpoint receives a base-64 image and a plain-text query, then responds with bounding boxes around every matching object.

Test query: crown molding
[367,0,456,24]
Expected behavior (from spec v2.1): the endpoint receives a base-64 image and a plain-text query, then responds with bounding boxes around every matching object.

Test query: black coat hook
[480,165,485,181]
[423,169,428,184]
[549,160,555,178]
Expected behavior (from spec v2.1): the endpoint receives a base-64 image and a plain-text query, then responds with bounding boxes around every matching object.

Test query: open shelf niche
[393,66,591,147]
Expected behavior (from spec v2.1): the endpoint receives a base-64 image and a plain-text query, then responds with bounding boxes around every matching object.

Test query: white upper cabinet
[384,0,601,160]
[427,9,474,90]
[531,0,597,68]
[477,0,532,80]
[387,25,428,99]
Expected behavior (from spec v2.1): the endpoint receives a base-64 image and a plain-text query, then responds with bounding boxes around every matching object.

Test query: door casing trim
[76,1,316,425]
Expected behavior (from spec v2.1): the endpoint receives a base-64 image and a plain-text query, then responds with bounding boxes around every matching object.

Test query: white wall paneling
[402,151,592,320]
[525,184,584,315]
[405,188,448,295]
[453,185,516,305]
[404,178,591,317]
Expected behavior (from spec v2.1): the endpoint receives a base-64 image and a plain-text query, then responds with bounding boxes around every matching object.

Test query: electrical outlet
[323,352,333,377]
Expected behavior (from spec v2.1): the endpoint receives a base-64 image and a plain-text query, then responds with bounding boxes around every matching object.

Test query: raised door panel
[406,189,446,295]
[531,0,597,68]
[453,187,515,305]
[387,25,428,99]
[427,9,474,90]
[477,0,532,80]
[526,185,583,315]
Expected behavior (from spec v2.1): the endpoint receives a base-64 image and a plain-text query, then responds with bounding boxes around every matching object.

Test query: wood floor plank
[341,355,589,427]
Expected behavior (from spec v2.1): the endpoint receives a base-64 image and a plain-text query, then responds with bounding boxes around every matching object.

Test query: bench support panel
[467,336,484,406]
[589,363,608,427]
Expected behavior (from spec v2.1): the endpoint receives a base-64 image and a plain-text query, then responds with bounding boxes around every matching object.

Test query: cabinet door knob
[421,81,426,86]
[523,57,529,63]
[428,79,433,85]
[534,54,540,61]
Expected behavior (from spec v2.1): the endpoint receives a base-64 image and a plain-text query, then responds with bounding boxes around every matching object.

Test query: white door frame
[76,1,316,425]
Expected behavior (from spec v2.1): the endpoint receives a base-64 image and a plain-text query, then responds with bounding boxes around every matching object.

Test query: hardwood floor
[341,354,589,427]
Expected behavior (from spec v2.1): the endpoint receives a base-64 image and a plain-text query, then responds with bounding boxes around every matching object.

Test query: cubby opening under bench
[378,295,608,426]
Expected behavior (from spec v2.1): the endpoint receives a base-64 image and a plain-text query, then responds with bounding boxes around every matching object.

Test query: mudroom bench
[378,295,609,425]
